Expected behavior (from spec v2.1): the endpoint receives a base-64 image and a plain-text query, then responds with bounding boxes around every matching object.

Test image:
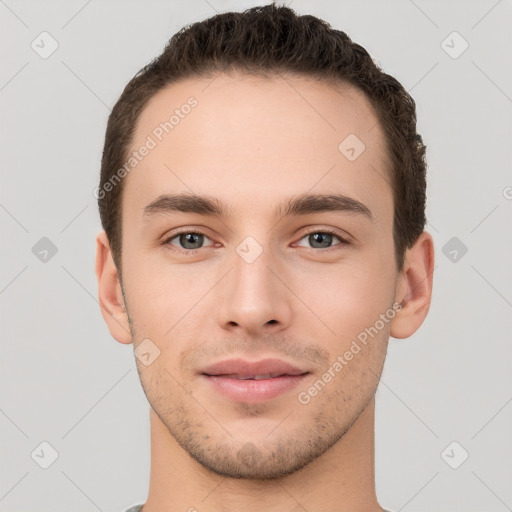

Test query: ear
[390,231,435,339]
[95,230,132,344]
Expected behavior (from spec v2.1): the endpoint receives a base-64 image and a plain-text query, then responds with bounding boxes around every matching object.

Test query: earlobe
[390,231,435,340]
[95,230,132,344]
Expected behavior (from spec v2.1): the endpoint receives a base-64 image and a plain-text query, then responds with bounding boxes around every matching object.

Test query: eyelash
[161,228,350,255]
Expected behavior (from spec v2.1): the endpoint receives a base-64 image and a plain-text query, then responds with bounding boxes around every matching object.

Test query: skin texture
[96,72,434,511]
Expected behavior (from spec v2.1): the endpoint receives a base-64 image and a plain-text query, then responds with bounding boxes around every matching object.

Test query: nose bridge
[217,235,291,332]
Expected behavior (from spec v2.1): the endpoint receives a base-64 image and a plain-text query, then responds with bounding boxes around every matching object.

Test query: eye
[295,230,350,250]
[162,229,215,253]
[161,228,350,255]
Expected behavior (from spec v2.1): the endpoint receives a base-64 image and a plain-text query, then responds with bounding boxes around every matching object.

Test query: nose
[216,244,292,336]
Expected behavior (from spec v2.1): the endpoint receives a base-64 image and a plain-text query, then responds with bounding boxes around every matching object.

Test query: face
[118,72,399,479]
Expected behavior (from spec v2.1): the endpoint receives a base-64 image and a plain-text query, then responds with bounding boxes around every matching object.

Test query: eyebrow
[142,192,374,222]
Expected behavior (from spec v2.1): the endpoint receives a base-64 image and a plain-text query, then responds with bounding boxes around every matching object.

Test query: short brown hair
[98,2,427,276]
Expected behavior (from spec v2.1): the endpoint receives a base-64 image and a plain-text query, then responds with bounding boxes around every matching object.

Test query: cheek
[296,258,394,342]
[122,249,189,330]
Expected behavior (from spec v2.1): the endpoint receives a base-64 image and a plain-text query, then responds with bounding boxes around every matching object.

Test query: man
[95,3,434,511]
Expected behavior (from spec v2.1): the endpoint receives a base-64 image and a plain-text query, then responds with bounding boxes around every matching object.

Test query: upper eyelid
[295,230,348,243]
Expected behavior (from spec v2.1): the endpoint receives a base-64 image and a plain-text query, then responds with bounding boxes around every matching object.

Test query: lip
[200,358,310,403]
[201,358,307,378]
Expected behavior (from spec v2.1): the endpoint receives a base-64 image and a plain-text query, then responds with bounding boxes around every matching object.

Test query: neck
[141,397,382,512]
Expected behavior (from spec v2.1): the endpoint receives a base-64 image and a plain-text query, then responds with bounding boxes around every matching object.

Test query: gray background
[1,0,511,510]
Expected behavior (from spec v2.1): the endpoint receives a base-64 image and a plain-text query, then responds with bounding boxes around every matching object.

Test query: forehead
[124,72,392,225]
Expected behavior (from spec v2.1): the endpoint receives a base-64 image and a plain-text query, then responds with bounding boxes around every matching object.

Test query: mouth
[200,358,310,403]
[210,372,299,380]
